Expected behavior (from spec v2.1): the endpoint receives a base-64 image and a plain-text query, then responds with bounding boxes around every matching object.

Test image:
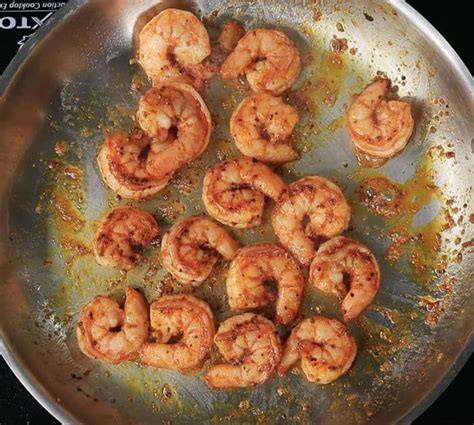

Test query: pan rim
[0,0,472,423]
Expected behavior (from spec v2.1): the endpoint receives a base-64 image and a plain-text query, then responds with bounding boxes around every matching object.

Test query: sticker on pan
[0,1,68,73]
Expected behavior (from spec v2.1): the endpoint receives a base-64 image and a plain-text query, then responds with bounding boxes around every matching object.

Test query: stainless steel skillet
[0,0,472,423]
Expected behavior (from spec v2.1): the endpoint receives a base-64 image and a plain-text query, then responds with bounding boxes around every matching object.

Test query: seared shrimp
[97,131,170,200]
[227,243,304,324]
[221,29,301,95]
[309,236,380,321]
[161,216,240,286]
[204,313,281,388]
[278,316,356,384]
[94,206,160,270]
[98,83,210,197]
[137,83,212,181]
[272,176,351,266]
[230,94,299,163]
[77,288,149,364]
[346,78,414,167]
[138,9,211,89]
[140,294,215,370]
[202,156,286,228]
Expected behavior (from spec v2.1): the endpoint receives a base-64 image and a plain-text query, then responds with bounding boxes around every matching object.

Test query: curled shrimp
[272,176,350,266]
[230,94,299,163]
[346,78,414,167]
[204,313,281,388]
[278,316,357,384]
[309,236,380,321]
[97,131,170,200]
[202,156,286,228]
[221,29,301,95]
[77,288,149,364]
[138,9,211,89]
[98,83,210,197]
[94,206,160,270]
[161,215,240,286]
[139,294,215,370]
[227,243,304,324]
[137,83,212,181]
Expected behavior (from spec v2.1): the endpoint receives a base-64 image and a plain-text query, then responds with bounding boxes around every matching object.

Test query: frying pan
[0,0,472,423]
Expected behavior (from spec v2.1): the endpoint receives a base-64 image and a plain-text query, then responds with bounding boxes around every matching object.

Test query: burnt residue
[363,12,374,21]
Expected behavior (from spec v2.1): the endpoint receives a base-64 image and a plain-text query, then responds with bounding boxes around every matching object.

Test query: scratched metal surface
[0,0,472,423]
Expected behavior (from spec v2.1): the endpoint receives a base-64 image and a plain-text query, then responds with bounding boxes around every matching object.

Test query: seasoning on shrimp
[346,78,414,167]
[272,176,351,265]
[138,9,211,89]
[203,156,286,228]
[161,215,240,286]
[77,288,149,364]
[93,206,160,270]
[139,294,215,371]
[204,313,281,388]
[97,131,170,200]
[195,21,245,79]
[221,28,301,95]
[230,93,299,163]
[98,83,211,198]
[309,236,380,320]
[278,315,357,383]
[226,243,304,324]
[137,83,212,180]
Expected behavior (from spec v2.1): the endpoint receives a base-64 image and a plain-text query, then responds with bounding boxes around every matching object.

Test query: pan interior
[0,0,472,423]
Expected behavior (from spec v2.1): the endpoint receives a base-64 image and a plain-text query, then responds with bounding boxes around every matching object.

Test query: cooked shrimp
[77,288,149,364]
[97,131,170,200]
[137,83,212,181]
[161,216,240,286]
[194,21,246,79]
[94,206,160,270]
[139,294,215,370]
[278,316,357,384]
[204,313,281,388]
[309,236,380,321]
[98,83,209,198]
[221,29,301,95]
[202,156,286,228]
[138,9,211,89]
[230,94,299,163]
[227,243,304,324]
[272,176,351,266]
[346,78,414,167]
